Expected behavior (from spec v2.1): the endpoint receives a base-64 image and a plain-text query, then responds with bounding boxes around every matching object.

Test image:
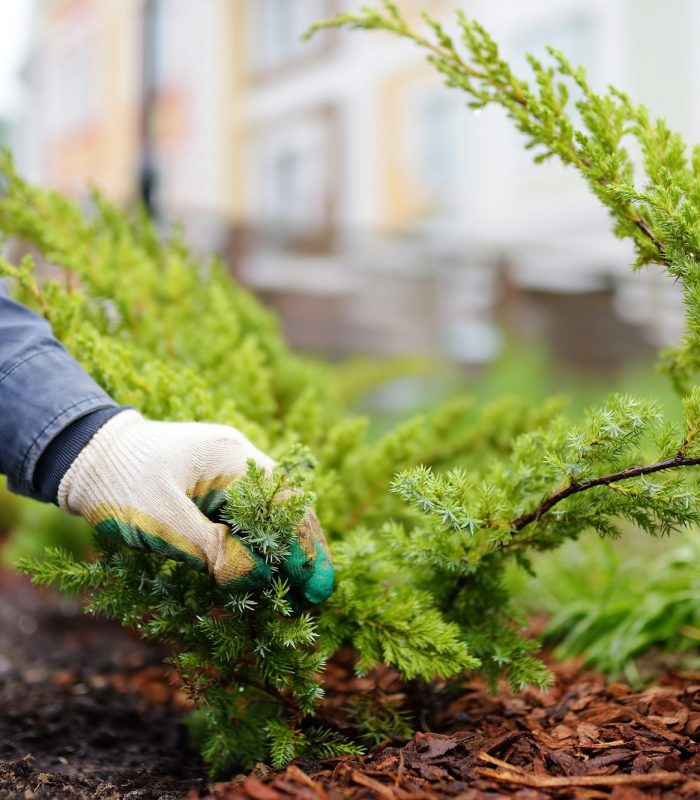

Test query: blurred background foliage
[508,532,700,684]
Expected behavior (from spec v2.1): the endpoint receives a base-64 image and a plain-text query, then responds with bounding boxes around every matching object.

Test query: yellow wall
[45,0,140,203]
[378,61,437,231]
[226,0,248,223]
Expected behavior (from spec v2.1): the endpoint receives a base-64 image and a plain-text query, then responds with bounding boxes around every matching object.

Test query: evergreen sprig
[223,446,315,563]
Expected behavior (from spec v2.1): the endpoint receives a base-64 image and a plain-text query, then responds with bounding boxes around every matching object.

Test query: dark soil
[0,570,206,799]
[1,570,700,799]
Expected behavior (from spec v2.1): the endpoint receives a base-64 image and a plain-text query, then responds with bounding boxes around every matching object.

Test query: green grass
[507,531,700,682]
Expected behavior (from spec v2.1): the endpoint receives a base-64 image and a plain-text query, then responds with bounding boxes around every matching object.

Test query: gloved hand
[58,410,334,603]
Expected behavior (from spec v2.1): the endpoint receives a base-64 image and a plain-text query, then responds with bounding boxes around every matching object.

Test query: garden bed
[1,570,699,799]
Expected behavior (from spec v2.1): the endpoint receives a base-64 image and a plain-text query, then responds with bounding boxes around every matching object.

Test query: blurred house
[16,0,698,369]
[19,0,236,251]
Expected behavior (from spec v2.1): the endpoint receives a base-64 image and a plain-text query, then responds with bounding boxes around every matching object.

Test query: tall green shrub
[4,1,700,772]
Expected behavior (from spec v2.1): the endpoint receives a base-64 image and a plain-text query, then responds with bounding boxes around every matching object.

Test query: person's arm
[0,283,334,603]
[0,281,121,500]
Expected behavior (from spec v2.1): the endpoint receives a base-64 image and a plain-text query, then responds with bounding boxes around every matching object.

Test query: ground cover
[2,572,700,800]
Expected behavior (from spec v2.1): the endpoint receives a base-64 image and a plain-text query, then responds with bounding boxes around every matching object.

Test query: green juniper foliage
[347,694,414,745]
[3,1,700,774]
[0,153,478,771]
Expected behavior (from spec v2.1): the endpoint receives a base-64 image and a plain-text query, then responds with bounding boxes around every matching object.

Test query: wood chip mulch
[3,571,700,799]
[210,661,700,800]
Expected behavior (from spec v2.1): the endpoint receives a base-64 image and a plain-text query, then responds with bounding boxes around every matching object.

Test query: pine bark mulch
[209,655,700,799]
[1,570,699,799]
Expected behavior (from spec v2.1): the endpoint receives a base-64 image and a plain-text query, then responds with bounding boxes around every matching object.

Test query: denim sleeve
[0,282,120,499]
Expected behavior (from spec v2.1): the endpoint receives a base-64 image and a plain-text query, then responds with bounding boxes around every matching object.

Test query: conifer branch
[512,453,700,533]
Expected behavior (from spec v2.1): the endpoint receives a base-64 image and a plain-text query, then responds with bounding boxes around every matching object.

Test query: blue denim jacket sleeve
[0,282,120,498]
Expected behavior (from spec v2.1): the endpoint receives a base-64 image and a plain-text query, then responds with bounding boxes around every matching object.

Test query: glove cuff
[57,409,144,514]
[33,406,128,504]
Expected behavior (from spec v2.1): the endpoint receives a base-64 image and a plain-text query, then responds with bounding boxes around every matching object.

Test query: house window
[267,0,296,62]
[154,0,186,85]
[395,80,464,214]
[504,14,598,179]
[254,110,336,234]
[417,90,462,201]
[249,0,329,72]
[271,150,304,226]
[261,143,324,231]
[47,41,100,138]
[512,15,598,87]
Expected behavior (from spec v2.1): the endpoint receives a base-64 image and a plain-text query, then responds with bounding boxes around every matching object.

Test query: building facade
[20,0,237,251]
[16,0,698,364]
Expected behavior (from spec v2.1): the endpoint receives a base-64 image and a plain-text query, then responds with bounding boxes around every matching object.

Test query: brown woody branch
[473,766,685,790]
[511,453,700,533]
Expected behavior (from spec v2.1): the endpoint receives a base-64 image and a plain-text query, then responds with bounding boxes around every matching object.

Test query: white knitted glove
[57,410,330,595]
